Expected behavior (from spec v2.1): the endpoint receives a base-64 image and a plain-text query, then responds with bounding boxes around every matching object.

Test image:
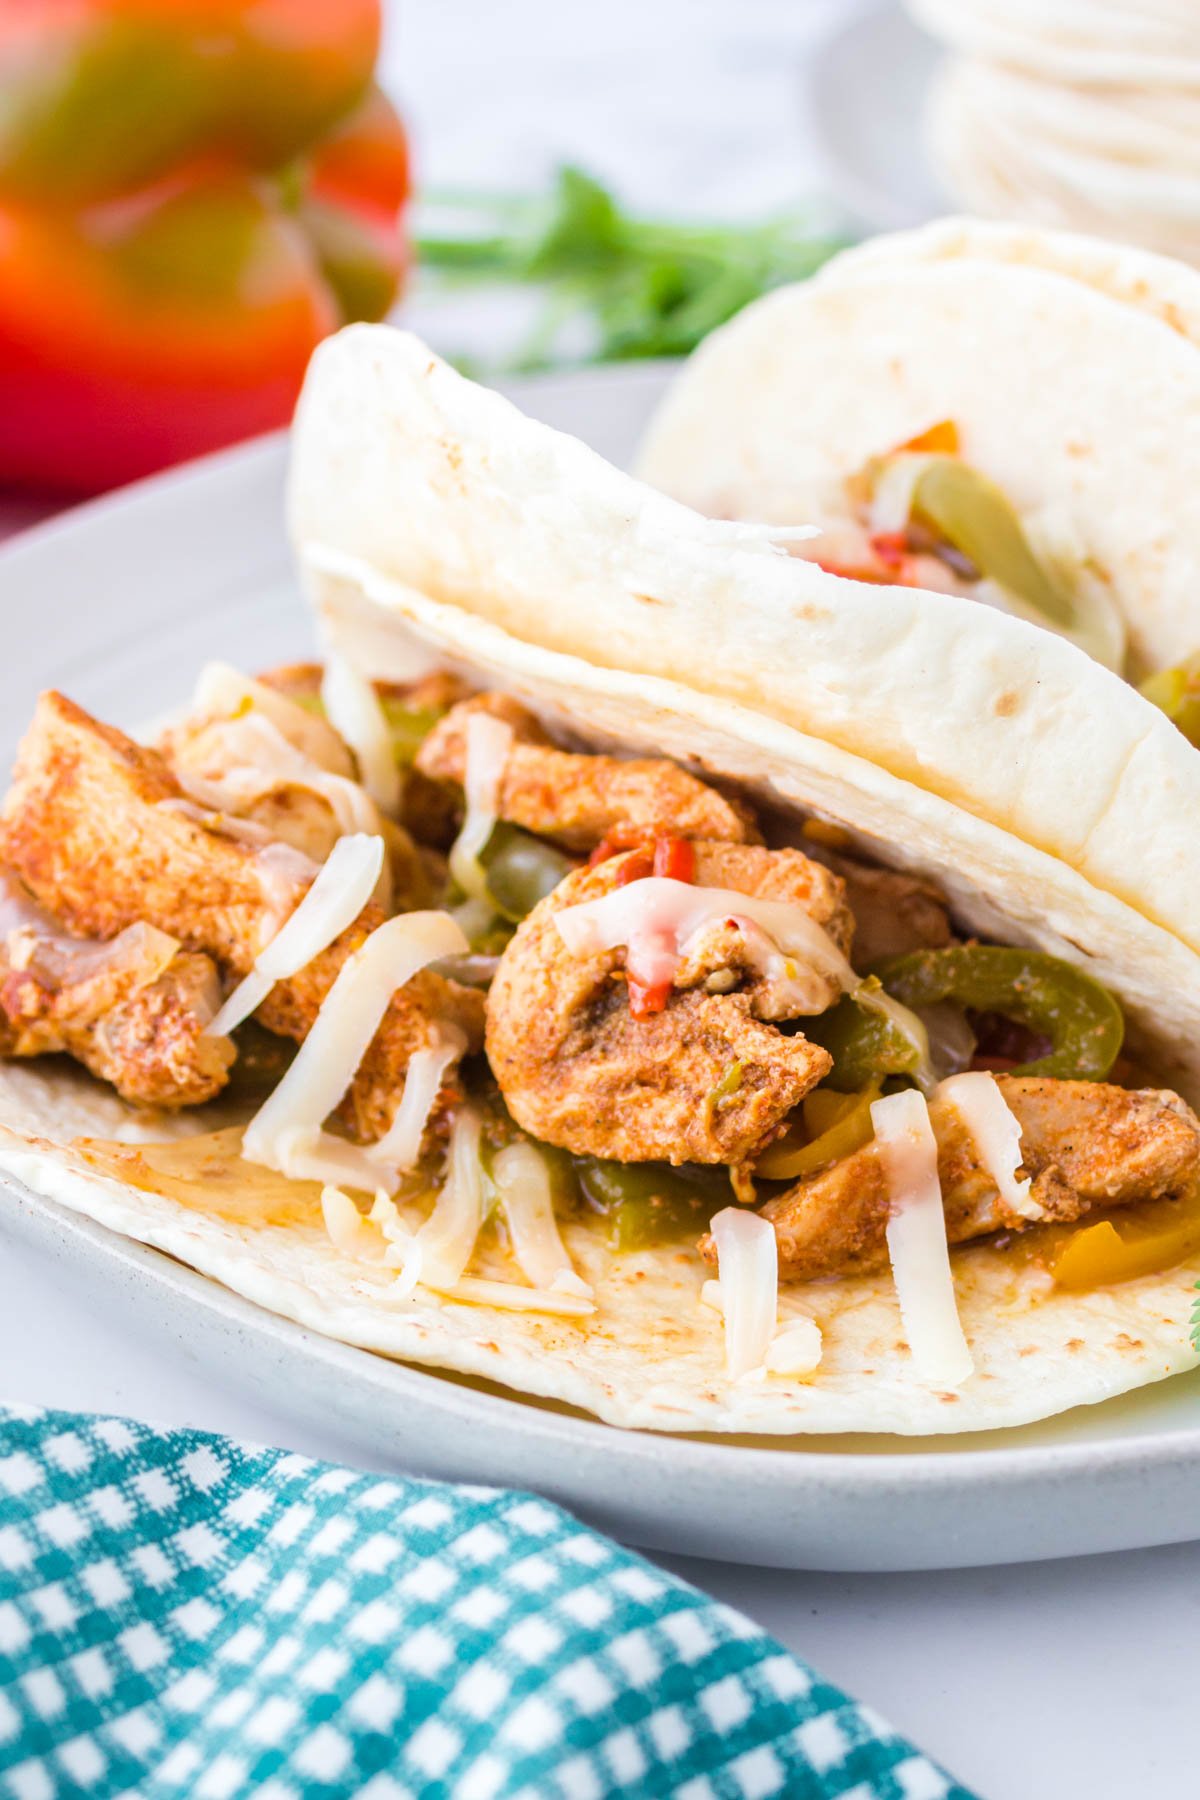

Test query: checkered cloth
[0,1405,975,1800]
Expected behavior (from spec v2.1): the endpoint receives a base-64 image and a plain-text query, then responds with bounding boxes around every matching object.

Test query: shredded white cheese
[448,712,514,902]
[762,1318,823,1377]
[708,1206,779,1380]
[936,1071,1042,1221]
[870,1089,974,1387]
[490,1140,591,1297]
[321,652,403,816]
[210,833,384,1038]
[241,908,468,1192]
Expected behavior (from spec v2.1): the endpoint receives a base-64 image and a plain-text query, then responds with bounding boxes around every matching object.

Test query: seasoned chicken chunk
[0,870,233,1108]
[816,853,952,965]
[485,842,851,1165]
[0,693,483,1140]
[417,694,759,850]
[733,1076,1200,1281]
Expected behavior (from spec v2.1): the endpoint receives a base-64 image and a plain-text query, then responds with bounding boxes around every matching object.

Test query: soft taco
[0,324,1198,1436]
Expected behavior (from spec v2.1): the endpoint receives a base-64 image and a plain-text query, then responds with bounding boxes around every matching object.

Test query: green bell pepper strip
[871,945,1124,1082]
[805,986,925,1092]
[574,1158,732,1251]
[480,823,575,922]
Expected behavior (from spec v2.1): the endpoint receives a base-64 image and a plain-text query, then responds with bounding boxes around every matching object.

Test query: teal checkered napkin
[0,1405,976,1800]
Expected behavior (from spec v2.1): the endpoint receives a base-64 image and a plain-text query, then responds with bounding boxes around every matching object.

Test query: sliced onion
[491,1140,589,1295]
[708,1206,779,1380]
[936,1071,1041,1221]
[192,661,353,776]
[871,1089,973,1387]
[321,651,403,816]
[210,833,384,1037]
[241,909,468,1191]
[762,1317,823,1377]
[448,712,514,902]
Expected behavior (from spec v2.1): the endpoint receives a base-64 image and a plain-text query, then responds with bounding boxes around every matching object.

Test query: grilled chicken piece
[726,1076,1200,1281]
[486,842,851,1165]
[0,693,483,1140]
[0,870,233,1107]
[417,694,759,851]
[815,853,952,965]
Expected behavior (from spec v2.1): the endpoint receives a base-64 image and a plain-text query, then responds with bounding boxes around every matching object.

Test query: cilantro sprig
[413,164,848,373]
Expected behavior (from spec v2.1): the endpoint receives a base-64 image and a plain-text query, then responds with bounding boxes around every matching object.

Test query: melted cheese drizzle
[490,1141,592,1298]
[448,712,514,902]
[321,652,403,816]
[870,1089,974,1387]
[210,833,384,1038]
[241,908,467,1192]
[708,1206,779,1380]
[555,876,933,1085]
[936,1071,1042,1221]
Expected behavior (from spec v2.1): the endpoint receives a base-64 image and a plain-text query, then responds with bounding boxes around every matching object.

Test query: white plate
[2,362,1200,1573]
[805,0,948,233]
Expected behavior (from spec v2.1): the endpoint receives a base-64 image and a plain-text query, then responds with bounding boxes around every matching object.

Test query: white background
[3,4,1197,1797]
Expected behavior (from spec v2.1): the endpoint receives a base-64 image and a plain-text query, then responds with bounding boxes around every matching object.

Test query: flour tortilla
[287,327,1200,1056]
[637,219,1200,675]
[1,1062,1196,1437]
[928,63,1200,267]
[1,329,1197,1436]
[908,0,1200,90]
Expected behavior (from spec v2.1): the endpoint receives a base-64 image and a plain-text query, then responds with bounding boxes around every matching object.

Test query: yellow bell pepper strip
[1049,1192,1200,1291]
[754,1081,881,1180]
[873,946,1124,1082]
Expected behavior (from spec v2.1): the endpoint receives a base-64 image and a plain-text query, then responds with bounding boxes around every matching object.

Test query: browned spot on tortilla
[1066,1337,1085,1352]
[794,604,832,624]
[1112,1333,1144,1351]
[1018,1346,1038,1357]
[993,689,1020,718]
[937,1391,960,1404]
[632,592,667,608]
[443,440,463,473]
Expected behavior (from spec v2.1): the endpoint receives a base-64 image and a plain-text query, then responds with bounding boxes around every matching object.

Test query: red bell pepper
[0,2,410,495]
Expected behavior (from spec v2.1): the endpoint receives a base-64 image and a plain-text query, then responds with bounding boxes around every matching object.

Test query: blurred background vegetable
[0,0,410,494]
[413,165,845,372]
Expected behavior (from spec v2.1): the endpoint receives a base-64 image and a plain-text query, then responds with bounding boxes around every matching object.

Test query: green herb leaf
[413,164,849,373]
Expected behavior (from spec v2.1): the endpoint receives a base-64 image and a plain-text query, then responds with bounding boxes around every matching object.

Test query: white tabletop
[2,4,1195,1795]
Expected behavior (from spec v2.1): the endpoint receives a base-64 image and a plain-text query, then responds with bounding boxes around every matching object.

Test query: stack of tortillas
[909,0,1200,264]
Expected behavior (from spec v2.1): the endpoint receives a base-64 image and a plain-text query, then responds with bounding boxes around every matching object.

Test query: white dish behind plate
[805,0,948,232]
[1,362,1198,1572]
